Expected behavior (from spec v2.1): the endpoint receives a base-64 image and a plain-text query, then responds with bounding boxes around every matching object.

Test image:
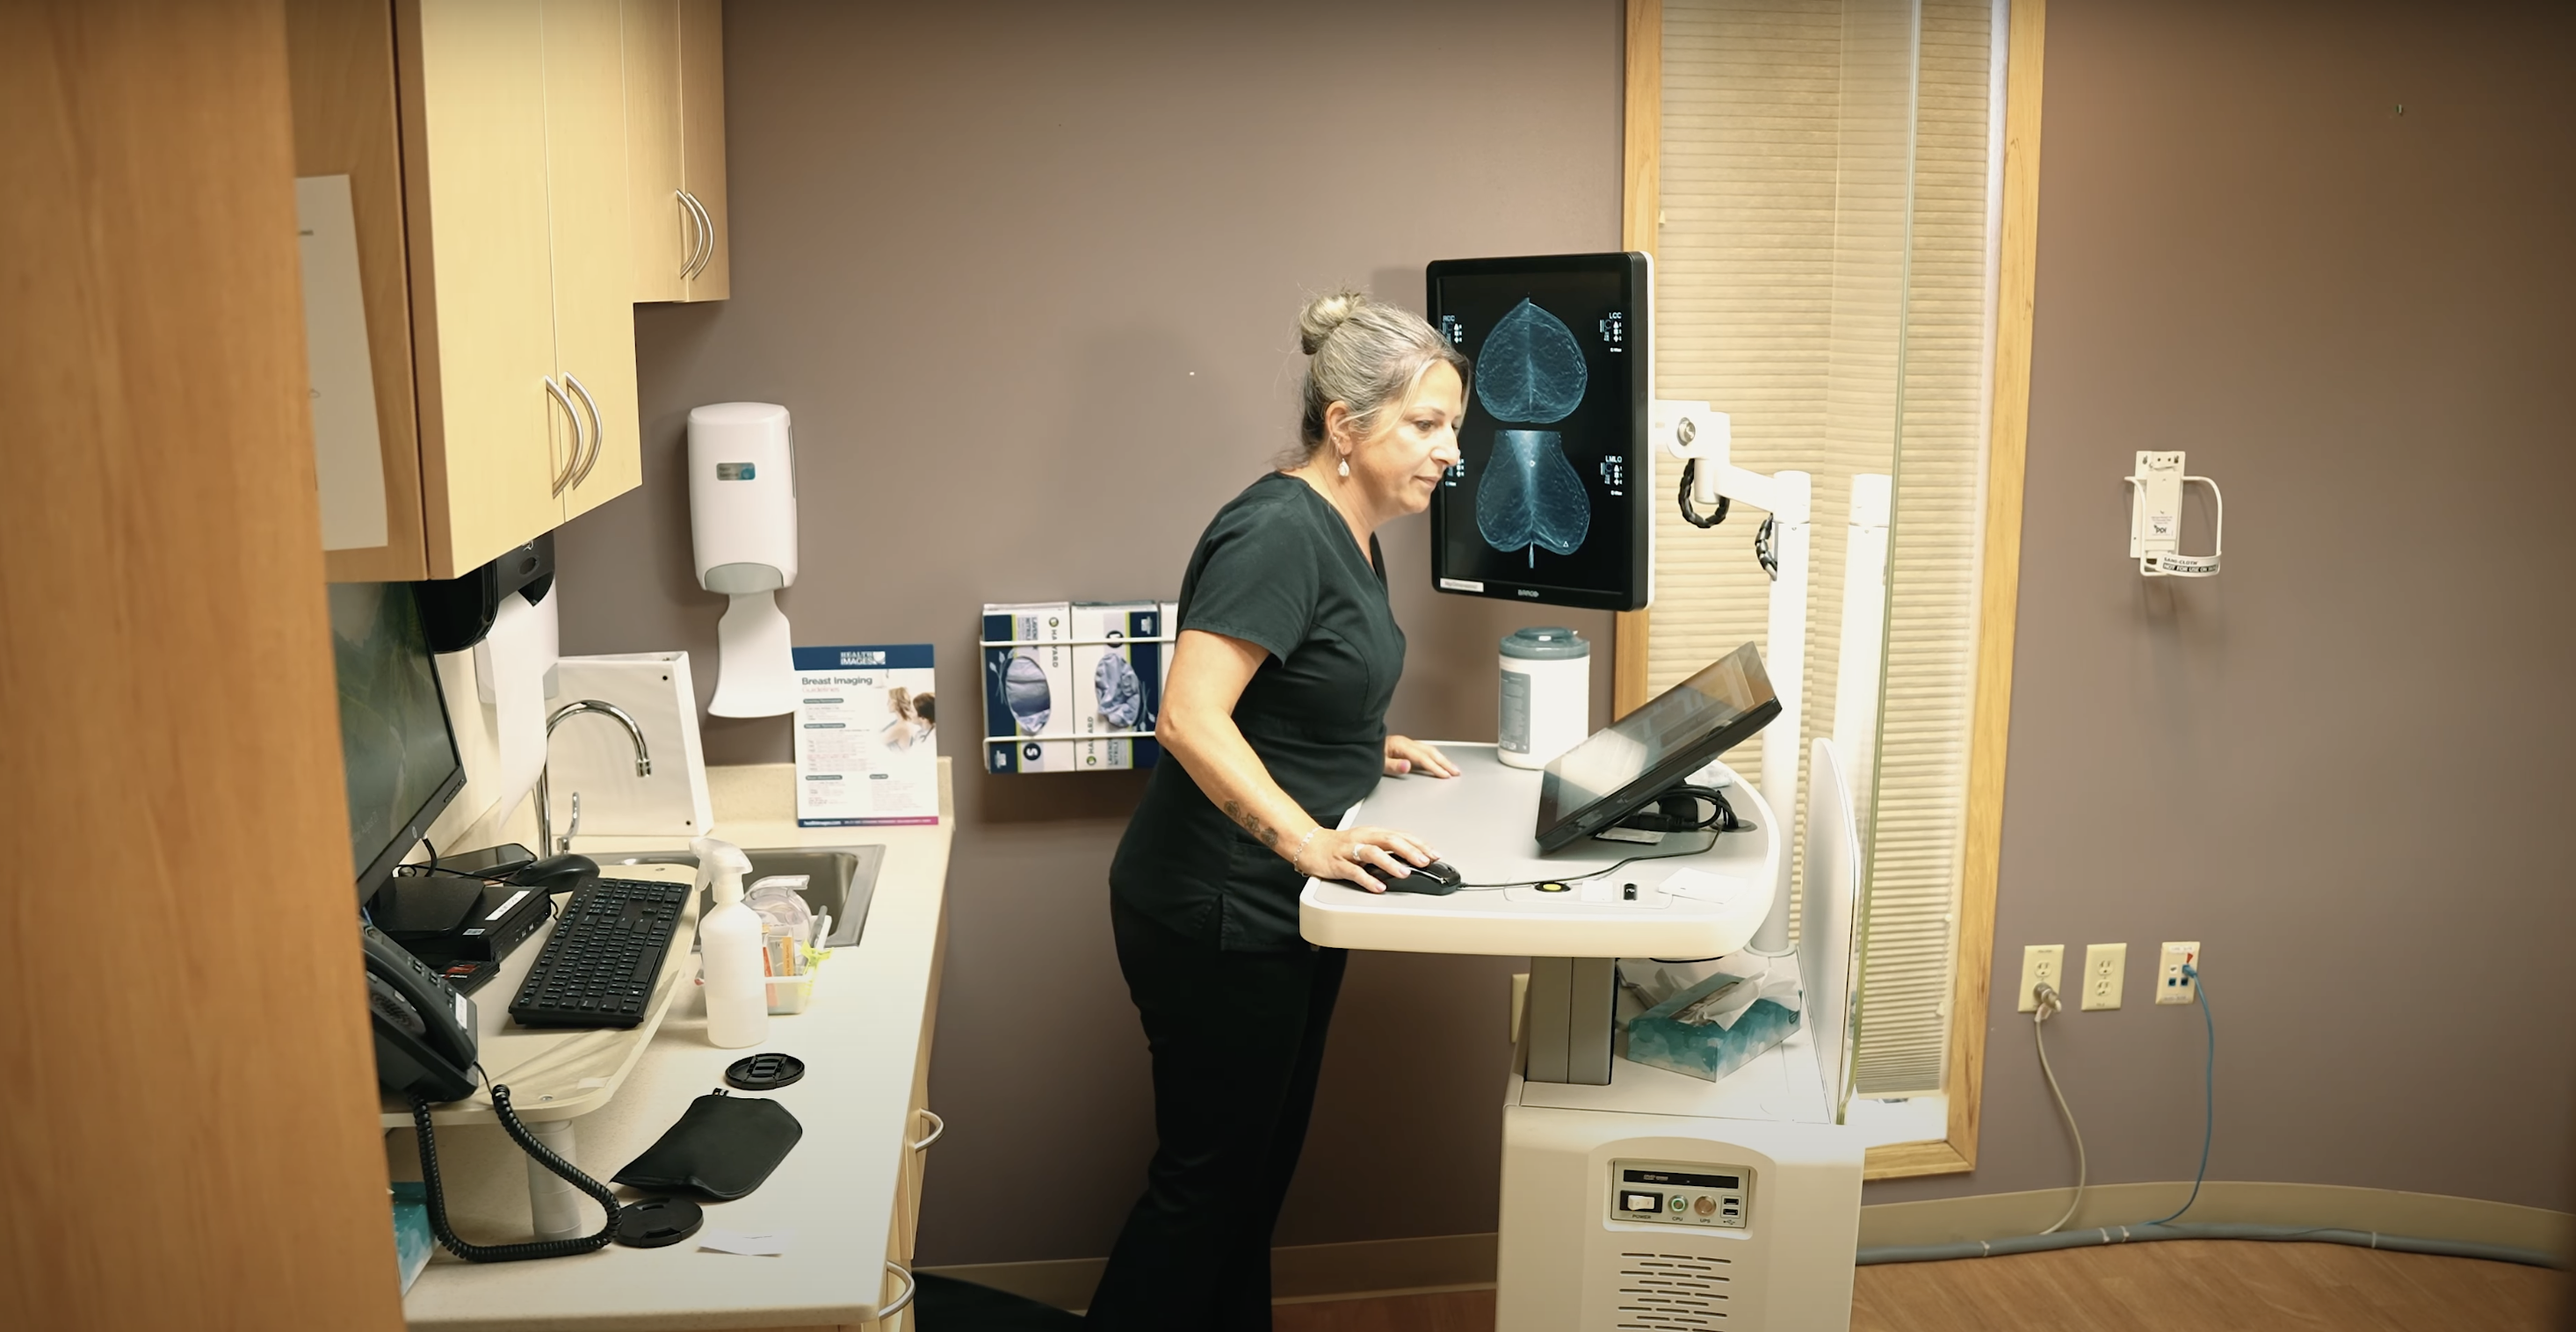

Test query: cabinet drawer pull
[909,1108,944,1153]
[563,373,604,490]
[879,1261,918,1318]
[674,189,702,282]
[541,375,582,496]
[680,189,714,279]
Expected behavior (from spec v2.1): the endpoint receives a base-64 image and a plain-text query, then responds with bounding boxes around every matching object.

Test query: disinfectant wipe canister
[1498,627,1590,770]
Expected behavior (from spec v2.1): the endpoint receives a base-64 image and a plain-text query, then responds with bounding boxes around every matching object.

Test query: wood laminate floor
[1268,1244,2566,1331]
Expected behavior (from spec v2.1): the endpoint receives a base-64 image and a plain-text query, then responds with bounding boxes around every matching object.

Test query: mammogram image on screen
[1477,298,1588,423]
[1473,299,1594,560]
[1430,260,1639,605]
[1480,429,1591,556]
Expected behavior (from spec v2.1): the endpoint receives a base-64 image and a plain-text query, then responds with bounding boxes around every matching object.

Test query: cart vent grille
[1614,1252,1733,1327]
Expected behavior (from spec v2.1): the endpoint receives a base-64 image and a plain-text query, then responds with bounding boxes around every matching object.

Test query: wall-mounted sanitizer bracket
[1653,401,1811,956]
[2125,450,2224,577]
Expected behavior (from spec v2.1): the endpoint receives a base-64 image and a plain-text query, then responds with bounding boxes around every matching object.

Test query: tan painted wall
[1870,0,2576,1211]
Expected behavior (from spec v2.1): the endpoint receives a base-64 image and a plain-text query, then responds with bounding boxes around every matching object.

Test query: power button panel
[1610,1160,1750,1229]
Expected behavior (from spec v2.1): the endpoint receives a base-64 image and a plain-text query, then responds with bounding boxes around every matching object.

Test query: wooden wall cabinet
[292,0,650,581]
[623,0,731,302]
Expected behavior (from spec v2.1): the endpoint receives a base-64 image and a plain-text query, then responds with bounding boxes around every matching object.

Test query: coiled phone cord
[408,1082,620,1262]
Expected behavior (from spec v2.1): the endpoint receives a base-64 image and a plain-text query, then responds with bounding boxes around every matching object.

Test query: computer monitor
[1426,252,1653,612]
[329,581,467,904]
[1533,643,1780,853]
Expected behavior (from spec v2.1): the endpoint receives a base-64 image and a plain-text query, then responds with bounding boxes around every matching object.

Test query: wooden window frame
[1617,0,2047,1180]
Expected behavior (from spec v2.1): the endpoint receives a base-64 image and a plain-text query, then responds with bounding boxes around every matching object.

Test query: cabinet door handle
[542,375,582,497]
[879,1261,918,1319]
[674,189,701,282]
[563,373,604,490]
[686,191,713,279]
[681,190,714,279]
[909,1109,944,1153]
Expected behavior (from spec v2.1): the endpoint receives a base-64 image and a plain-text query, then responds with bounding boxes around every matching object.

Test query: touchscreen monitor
[1426,252,1651,612]
[1534,643,1779,852]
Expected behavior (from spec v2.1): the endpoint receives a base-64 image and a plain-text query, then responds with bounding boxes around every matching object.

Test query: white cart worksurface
[394,760,952,1332]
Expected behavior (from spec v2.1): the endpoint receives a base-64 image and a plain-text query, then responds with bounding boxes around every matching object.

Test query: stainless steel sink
[608,845,884,948]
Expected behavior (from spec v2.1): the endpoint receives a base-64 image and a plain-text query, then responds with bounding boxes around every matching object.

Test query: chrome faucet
[537,699,652,857]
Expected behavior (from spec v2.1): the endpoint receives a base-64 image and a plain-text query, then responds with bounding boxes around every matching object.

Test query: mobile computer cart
[1300,741,1866,1331]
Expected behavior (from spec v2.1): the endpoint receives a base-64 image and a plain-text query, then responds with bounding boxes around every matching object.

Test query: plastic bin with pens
[980,601,1176,774]
[744,876,829,1014]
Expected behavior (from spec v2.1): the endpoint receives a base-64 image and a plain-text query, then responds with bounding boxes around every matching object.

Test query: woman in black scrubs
[1087,293,1467,1329]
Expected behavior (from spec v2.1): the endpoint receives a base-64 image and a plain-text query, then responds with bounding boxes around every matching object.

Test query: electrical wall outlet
[2157,941,2201,1005]
[2017,944,2065,1012]
[2080,943,2127,1010]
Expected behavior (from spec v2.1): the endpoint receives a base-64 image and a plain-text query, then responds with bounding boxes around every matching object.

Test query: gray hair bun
[1297,290,1368,356]
[1292,289,1473,456]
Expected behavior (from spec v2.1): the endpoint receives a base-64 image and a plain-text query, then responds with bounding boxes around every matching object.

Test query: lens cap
[614,1196,705,1249]
[724,1052,806,1091]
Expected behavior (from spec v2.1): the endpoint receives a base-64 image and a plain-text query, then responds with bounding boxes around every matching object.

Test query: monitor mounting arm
[1653,401,1811,956]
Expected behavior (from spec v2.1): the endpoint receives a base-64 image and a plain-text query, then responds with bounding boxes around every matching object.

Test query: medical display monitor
[1426,252,1651,612]
[330,581,467,903]
[1534,643,1778,853]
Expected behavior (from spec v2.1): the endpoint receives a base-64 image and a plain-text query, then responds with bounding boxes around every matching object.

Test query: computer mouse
[510,852,598,894]
[1358,858,1463,895]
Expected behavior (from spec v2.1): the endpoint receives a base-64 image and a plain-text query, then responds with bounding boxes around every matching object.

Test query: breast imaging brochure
[792,644,938,826]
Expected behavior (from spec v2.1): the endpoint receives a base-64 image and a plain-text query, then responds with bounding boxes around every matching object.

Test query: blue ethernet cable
[2145,961,2212,1226]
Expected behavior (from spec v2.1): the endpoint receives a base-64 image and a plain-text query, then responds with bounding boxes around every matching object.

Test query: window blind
[1653,0,1996,1096]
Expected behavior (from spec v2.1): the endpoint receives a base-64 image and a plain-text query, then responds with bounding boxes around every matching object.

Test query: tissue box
[1624,961,1803,1082]
[391,1183,433,1292]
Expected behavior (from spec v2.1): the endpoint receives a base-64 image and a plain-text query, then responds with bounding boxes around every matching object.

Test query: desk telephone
[363,923,622,1261]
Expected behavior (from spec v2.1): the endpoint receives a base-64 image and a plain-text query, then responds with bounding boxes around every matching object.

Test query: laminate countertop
[395,759,952,1331]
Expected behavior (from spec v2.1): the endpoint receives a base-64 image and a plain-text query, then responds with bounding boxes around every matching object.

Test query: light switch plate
[2081,943,2126,1010]
[2017,945,2065,1012]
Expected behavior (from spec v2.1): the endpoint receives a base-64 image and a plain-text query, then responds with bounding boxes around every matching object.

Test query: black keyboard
[509,878,690,1028]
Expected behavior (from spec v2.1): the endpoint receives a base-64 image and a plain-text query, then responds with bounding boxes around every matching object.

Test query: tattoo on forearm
[1222,798,1284,850]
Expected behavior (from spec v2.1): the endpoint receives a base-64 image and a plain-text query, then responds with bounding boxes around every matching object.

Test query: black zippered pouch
[612,1089,802,1201]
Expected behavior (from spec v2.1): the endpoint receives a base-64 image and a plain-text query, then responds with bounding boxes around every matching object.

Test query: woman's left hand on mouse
[1298,825,1436,892]
[1382,735,1458,778]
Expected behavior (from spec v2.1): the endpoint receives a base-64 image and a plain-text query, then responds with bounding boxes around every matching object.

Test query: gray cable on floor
[1857,1222,2565,1269]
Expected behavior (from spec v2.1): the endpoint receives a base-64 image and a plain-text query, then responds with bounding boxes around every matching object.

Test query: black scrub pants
[1086,899,1350,1330]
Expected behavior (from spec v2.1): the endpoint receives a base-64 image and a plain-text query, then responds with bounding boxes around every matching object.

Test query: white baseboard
[921,1183,2573,1310]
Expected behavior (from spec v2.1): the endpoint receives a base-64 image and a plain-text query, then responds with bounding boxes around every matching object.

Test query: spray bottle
[692,836,769,1048]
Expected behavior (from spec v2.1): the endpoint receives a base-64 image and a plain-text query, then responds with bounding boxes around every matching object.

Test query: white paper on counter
[543,652,714,838]
[471,590,557,822]
[294,174,388,552]
[711,590,797,717]
[697,1229,795,1256]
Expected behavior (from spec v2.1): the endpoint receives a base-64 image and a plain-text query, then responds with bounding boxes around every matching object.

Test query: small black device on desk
[510,876,691,1028]
[369,843,558,994]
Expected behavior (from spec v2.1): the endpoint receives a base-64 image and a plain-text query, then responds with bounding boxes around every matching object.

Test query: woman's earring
[1337,455,1350,478]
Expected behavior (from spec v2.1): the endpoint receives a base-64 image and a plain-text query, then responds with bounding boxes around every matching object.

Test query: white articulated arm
[1653,400,1813,956]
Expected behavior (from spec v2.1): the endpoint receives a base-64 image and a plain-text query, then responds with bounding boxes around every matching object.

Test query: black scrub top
[1110,473,1406,952]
